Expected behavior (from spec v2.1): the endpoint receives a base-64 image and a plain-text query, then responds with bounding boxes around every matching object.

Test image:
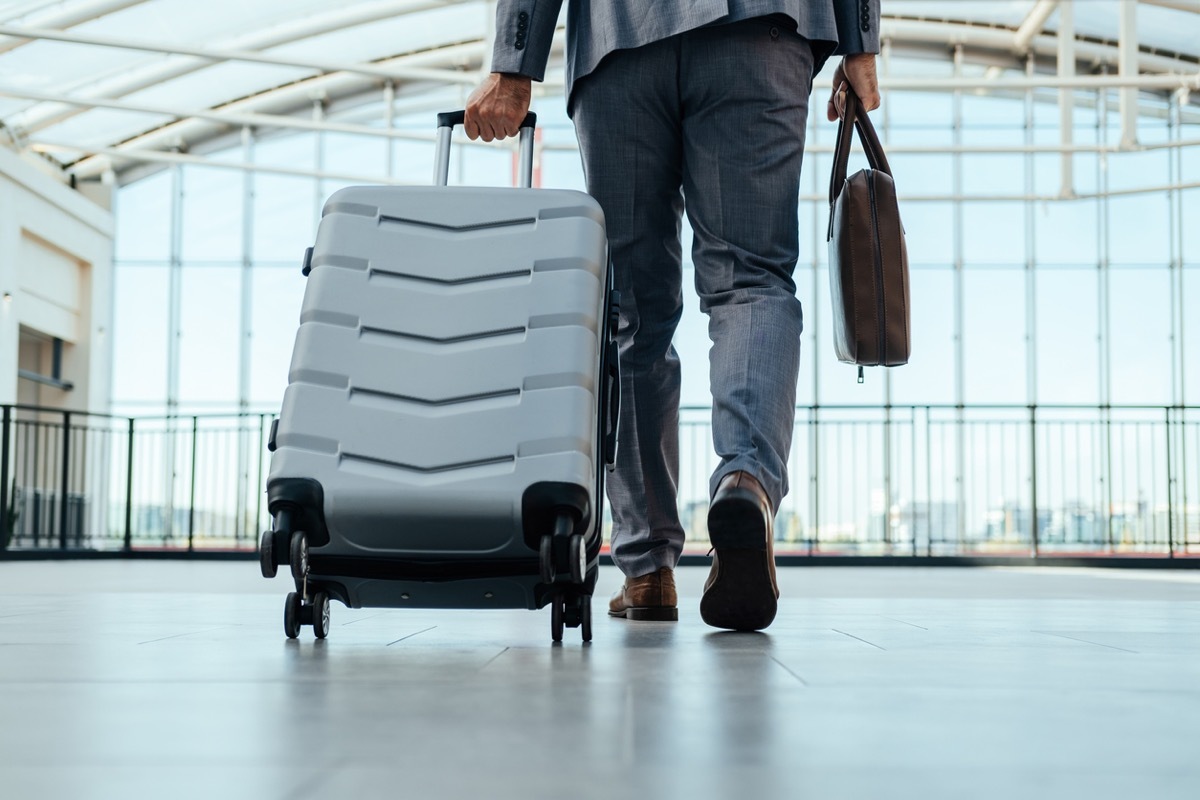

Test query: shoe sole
[701,489,777,632]
[608,607,679,621]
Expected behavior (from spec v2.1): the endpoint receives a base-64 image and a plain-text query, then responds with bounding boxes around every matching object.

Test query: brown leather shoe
[608,566,678,621]
[700,471,779,631]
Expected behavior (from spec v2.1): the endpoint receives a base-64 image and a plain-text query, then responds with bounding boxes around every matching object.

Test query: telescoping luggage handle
[434,110,538,188]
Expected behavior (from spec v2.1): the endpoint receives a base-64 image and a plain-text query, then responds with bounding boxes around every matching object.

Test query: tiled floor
[1,561,1198,800]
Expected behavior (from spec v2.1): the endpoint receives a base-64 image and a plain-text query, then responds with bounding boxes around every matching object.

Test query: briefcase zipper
[867,171,886,366]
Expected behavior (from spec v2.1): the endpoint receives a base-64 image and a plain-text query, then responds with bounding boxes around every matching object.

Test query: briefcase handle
[433,110,538,188]
[828,88,893,209]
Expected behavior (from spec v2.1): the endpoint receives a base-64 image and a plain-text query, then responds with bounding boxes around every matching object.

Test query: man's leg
[680,19,814,630]
[680,19,812,514]
[571,39,687,579]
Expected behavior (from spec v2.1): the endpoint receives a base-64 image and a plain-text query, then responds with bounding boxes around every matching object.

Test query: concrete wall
[0,147,114,413]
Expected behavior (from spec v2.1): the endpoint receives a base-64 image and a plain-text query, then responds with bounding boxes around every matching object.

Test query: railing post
[1029,405,1039,558]
[883,404,893,553]
[1,405,10,550]
[925,406,933,557]
[1166,406,1175,558]
[187,415,198,553]
[809,406,820,556]
[124,417,135,552]
[59,411,71,550]
[910,406,918,557]
[1105,408,1115,552]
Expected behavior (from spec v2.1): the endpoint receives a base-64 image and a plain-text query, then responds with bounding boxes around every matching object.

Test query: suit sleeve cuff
[489,1,559,82]
[834,0,881,55]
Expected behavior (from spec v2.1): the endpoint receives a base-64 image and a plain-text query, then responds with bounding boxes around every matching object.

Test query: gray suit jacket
[491,0,881,99]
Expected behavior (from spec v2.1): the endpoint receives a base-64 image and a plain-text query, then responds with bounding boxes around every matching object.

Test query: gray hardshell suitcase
[259,111,619,643]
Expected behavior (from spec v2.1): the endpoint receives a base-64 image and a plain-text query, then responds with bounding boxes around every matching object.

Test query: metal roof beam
[29,139,421,184]
[1142,0,1200,12]
[881,18,1200,77]
[0,0,152,54]
[0,23,478,83]
[59,40,488,178]
[0,86,449,141]
[31,140,1200,202]
[1014,0,1058,55]
[7,0,471,134]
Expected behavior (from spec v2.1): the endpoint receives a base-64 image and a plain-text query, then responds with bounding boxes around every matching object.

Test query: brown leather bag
[827,88,910,377]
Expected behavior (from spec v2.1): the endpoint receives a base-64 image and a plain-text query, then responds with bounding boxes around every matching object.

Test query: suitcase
[258,111,619,643]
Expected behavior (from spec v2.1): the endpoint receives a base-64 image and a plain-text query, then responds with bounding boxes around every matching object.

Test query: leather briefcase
[827,88,910,376]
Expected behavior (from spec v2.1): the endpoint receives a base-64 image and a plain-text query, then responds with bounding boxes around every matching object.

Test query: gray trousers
[571,18,814,577]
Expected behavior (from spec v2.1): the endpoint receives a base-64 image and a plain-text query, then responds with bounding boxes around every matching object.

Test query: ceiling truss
[0,3,1197,185]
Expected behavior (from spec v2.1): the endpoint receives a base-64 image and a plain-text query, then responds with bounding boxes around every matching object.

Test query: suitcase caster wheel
[580,598,592,643]
[539,535,556,584]
[311,592,331,640]
[289,532,308,583]
[283,591,302,639]
[259,530,278,579]
[568,534,586,585]
[550,595,564,643]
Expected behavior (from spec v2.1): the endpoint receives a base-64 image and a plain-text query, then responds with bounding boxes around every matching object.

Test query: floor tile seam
[877,615,930,629]
[767,655,809,686]
[138,626,232,645]
[338,612,388,626]
[829,628,887,650]
[1031,631,1140,653]
[385,625,438,646]
[476,646,511,672]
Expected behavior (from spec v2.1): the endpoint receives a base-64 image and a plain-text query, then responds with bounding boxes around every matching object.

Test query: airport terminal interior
[0,0,1198,797]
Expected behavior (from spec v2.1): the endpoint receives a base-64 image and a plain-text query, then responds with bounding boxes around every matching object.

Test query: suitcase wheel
[551,595,564,643]
[549,593,592,644]
[283,590,332,640]
[568,534,586,585]
[538,523,586,588]
[259,530,278,579]
[311,592,331,640]
[284,592,302,639]
[289,532,309,584]
[539,535,555,584]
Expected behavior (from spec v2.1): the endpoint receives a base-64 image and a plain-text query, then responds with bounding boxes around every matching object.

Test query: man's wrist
[494,72,533,84]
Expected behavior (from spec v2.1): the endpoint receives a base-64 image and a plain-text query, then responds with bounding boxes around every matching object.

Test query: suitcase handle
[434,110,538,188]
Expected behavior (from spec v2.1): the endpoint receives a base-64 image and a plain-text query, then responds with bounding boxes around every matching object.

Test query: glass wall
[105,62,1200,554]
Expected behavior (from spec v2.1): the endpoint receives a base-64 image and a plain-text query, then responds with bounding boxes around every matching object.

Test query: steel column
[236,126,255,544]
[1117,0,1140,148]
[164,163,184,541]
[952,46,967,548]
[1058,0,1076,196]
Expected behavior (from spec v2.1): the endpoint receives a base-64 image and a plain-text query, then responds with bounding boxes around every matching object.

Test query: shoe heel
[707,490,768,551]
[626,607,679,621]
[699,549,777,631]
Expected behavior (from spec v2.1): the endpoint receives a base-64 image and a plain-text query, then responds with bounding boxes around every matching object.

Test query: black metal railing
[0,405,271,553]
[1,403,1197,558]
[677,404,1199,557]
